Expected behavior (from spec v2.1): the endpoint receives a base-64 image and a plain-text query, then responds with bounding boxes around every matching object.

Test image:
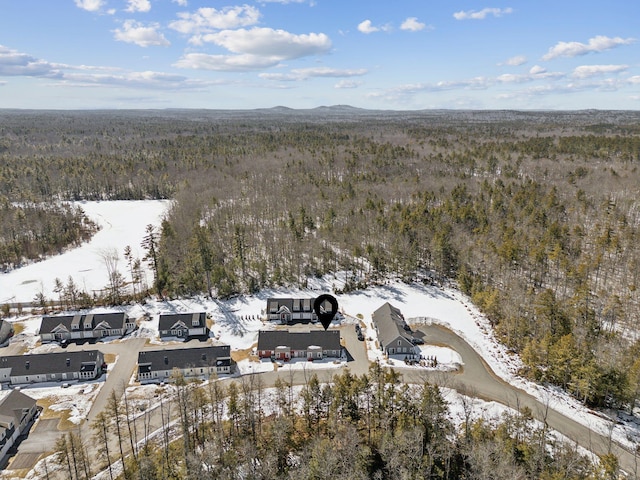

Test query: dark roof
[266,298,315,313]
[372,302,414,350]
[158,312,206,331]
[40,312,127,334]
[0,350,103,377]
[0,390,36,427]
[137,345,230,370]
[257,330,341,351]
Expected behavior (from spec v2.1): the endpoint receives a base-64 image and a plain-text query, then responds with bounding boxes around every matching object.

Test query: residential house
[257,330,342,360]
[371,302,417,356]
[0,350,105,386]
[266,298,318,324]
[0,390,38,468]
[158,312,209,339]
[40,312,135,343]
[137,345,232,383]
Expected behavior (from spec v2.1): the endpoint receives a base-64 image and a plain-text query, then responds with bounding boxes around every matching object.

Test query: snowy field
[0,200,171,304]
[1,199,639,464]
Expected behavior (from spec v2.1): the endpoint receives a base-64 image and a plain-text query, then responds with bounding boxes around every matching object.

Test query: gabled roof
[158,312,206,331]
[372,302,414,350]
[40,312,127,334]
[266,298,315,313]
[0,350,103,377]
[0,390,36,429]
[137,345,230,370]
[257,330,341,351]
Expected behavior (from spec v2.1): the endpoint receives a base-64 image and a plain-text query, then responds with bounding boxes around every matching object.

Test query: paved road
[67,337,147,423]
[404,325,640,477]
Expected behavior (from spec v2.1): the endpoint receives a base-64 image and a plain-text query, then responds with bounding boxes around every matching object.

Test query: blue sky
[0,0,638,110]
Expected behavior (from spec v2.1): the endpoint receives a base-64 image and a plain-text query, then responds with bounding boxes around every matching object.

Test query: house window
[397,340,401,346]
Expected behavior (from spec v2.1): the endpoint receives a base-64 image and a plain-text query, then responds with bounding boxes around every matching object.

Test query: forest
[54,366,617,480]
[2,107,640,475]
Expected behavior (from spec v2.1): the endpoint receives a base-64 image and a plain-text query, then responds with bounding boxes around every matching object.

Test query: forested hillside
[2,108,640,410]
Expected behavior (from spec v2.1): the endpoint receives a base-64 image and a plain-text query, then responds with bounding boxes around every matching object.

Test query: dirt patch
[104,352,117,364]
[231,345,258,363]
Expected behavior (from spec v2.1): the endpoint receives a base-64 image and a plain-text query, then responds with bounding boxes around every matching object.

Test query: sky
[0,0,638,110]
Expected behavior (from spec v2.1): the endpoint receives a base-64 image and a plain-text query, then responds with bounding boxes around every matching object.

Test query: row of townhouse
[257,330,342,361]
[0,344,232,386]
[0,350,105,386]
[40,311,208,344]
[266,297,318,324]
[39,312,135,342]
[137,345,232,383]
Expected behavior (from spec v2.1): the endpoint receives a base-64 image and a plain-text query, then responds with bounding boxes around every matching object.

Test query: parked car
[411,337,424,345]
[357,332,365,341]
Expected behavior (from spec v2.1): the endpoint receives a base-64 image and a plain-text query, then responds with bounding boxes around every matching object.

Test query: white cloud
[172,0,188,5]
[0,45,58,77]
[629,76,640,84]
[358,20,378,34]
[199,27,331,58]
[572,64,628,78]
[259,67,367,81]
[496,73,528,84]
[291,67,367,78]
[400,17,426,32]
[501,55,527,66]
[174,53,279,71]
[0,45,211,91]
[453,7,513,20]
[529,65,546,75]
[169,6,260,35]
[259,0,311,3]
[335,80,363,89]
[357,20,391,34]
[113,20,170,47]
[74,0,105,12]
[126,0,151,13]
[542,35,635,61]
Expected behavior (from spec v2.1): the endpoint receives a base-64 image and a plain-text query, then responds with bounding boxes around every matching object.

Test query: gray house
[137,345,232,383]
[0,350,105,385]
[40,312,135,343]
[266,298,318,324]
[372,303,417,356]
[257,330,342,360]
[0,390,38,468]
[158,312,208,339]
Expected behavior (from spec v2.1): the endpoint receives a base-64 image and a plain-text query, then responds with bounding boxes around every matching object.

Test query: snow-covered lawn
[0,200,170,304]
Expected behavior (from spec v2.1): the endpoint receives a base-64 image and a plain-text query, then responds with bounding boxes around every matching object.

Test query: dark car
[357,332,365,341]
[411,337,424,345]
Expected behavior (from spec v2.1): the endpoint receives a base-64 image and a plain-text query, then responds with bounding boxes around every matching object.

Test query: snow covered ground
[1,199,638,462]
[0,200,171,304]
